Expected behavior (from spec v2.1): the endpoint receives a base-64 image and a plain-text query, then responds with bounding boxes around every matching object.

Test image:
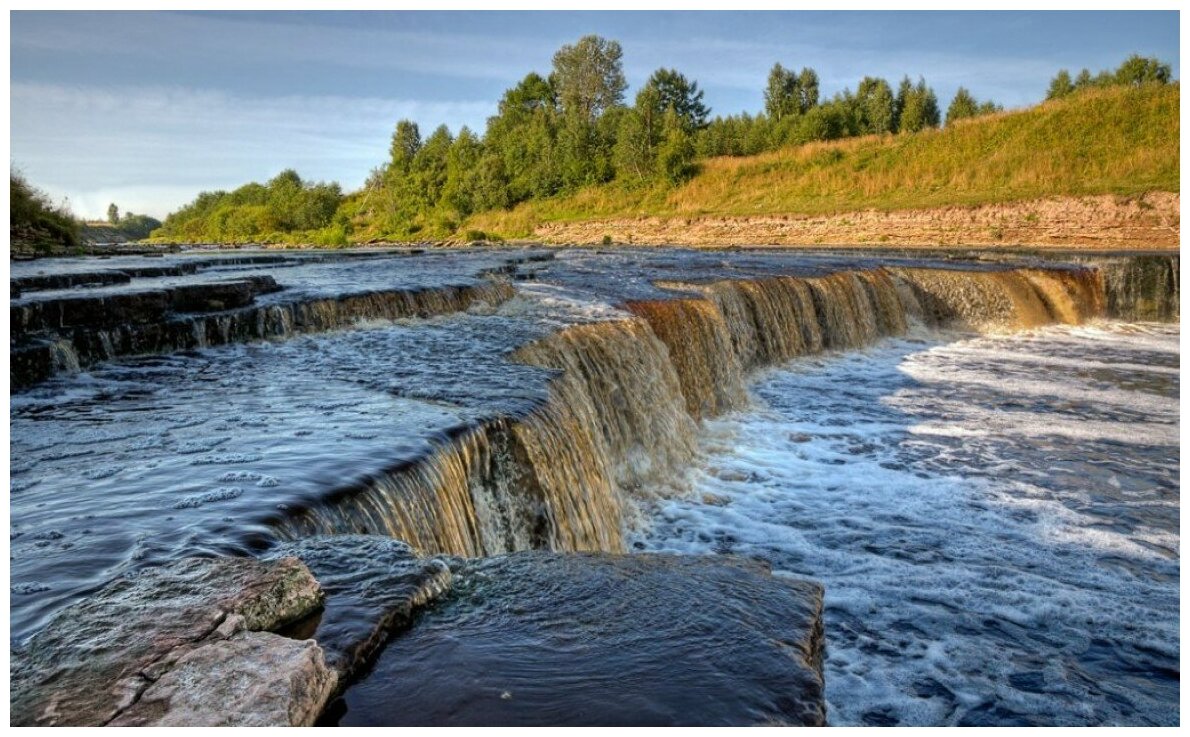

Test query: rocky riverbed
[9,246,1179,726]
[11,541,826,727]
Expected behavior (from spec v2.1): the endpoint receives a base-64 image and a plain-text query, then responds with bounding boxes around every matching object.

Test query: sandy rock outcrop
[535,192,1179,250]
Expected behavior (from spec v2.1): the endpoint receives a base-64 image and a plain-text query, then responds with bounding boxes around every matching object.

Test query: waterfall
[19,254,1163,560]
[272,317,698,557]
[1094,255,1180,321]
[267,262,1122,558]
[11,281,515,388]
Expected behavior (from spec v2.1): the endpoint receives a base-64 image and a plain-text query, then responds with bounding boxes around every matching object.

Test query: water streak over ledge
[266,257,1166,559]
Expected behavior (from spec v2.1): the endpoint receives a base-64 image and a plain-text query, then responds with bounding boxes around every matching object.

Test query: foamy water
[636,322,1179,726]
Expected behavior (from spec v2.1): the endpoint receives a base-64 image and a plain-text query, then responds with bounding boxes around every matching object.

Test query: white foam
[634,322,1179,726]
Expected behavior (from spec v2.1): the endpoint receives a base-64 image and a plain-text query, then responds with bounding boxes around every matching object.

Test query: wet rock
[264,535,452,679]
[11,270,131,292]
[334,552,826,726]
[11,556,325,726]
[12,279,514,390]
[9,342,54,387]
[59,290,171,328]
[241,274,284,295]
[170,281,256,312]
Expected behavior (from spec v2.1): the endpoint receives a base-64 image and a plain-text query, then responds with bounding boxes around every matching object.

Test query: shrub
[10,172,80,252]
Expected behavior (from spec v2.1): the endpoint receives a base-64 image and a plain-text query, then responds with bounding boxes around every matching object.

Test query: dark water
[10,247,973,640]
[334,553,824,727]
[640,322,1180,726]
[8,248,1179,727]
[8,306,561,640]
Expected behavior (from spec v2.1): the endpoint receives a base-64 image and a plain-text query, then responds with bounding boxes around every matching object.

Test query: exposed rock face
[109,628,336,727]
[334,552,826,727]
[10,556,329,727]
[264,536,453,679]
[532,192,1180,250]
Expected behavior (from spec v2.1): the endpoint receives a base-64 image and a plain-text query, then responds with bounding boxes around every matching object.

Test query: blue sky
[11,10,1179,219]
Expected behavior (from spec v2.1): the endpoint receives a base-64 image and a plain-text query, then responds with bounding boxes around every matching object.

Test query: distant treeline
[148,44,1175,244]
[82,203,163,242]
[154,170,343,244]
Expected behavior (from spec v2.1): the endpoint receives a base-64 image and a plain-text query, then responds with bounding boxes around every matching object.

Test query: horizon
[11,9,1180,220]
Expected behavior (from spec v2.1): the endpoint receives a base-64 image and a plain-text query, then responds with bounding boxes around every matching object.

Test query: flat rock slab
[11,556,327,727]
[333,552,826,726]
[109,629,336,727]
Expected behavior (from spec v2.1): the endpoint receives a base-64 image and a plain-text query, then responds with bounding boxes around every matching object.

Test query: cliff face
[533,193,1180,250]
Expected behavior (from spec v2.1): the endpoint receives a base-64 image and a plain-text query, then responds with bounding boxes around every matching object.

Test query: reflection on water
[639,322,1179,726]
[8,311,556,641]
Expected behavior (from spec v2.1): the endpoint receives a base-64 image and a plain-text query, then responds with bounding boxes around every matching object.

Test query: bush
[314,224,350,247]
[10,172,80,252]
[463,229,489,242]
[602,234,613,245]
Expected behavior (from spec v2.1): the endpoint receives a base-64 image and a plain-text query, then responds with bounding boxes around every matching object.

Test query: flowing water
[8,247,1179,725]
[638,322,1179,726]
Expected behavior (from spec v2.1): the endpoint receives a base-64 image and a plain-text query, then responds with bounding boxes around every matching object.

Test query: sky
[10,10,1180,220]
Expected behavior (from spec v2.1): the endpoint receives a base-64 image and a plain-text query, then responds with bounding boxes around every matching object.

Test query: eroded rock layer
[10,557,329,727]
[262,260,1140,563]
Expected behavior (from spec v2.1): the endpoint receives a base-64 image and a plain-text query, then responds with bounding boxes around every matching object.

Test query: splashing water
[637,322,1179,726]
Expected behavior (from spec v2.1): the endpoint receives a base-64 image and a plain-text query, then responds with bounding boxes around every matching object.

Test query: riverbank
[524,192,1179,250]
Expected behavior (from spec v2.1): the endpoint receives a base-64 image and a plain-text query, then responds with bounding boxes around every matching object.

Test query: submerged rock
[10,556,328,727]
[264,535,453,680]
[333,551,826,726]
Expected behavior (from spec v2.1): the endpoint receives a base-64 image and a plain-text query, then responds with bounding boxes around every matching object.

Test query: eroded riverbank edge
[529,193,1180,250]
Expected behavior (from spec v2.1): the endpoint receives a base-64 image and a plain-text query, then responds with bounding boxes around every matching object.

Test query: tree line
[151,42,1175,243]
[154,169,345,243]
[96,203,162,241]
[1046,54,1173,100]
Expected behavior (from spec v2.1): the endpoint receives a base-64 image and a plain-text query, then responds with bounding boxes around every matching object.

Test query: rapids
[8,246,1179,725]
[639,323,1179,726]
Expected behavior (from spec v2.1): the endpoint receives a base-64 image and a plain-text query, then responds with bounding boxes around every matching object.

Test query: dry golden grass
[469,84,1179,238]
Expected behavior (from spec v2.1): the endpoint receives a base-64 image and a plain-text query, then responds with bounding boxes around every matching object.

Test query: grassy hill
[467,83,1179,239]
[10,173,81,254]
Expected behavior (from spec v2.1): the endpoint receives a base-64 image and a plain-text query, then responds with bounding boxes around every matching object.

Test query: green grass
[468,84,1179,238]
[10,173,81,253]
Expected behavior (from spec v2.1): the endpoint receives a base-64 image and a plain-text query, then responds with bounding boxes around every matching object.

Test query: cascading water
[1094,254,1180,321]
[260,260,1120,565]
[10,249,1176,692]
[7,245,1179,731]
